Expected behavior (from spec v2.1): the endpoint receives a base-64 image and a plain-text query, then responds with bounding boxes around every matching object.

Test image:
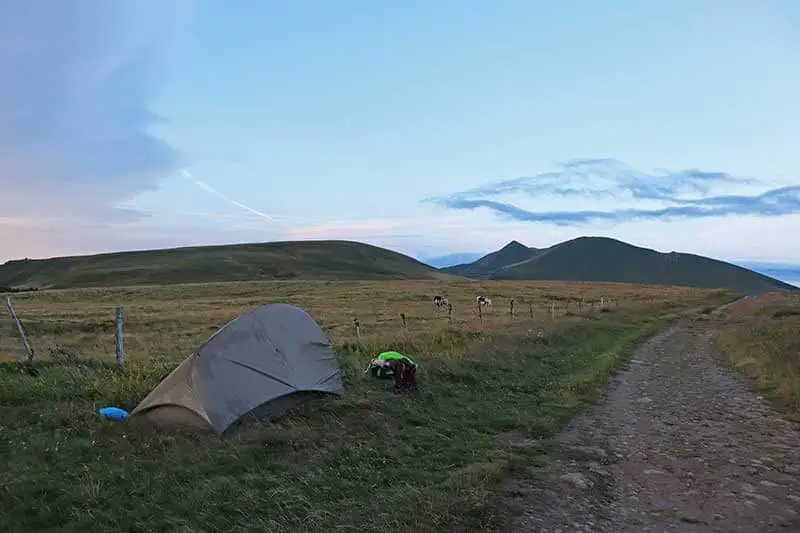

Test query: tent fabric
[130,303,344,433]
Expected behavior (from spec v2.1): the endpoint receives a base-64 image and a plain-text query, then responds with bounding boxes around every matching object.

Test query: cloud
[0,1,190,221]
[179,169,275,221]
[279,216,480,240]
[425,158,799,225]
[0,218,262,261]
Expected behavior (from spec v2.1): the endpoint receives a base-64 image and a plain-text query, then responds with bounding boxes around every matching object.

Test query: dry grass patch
[717,292,800,421]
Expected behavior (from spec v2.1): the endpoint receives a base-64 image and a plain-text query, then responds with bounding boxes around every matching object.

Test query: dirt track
[501,318,800,532]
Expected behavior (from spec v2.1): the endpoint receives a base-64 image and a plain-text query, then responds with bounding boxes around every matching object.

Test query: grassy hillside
[444,236,797,294]
[0,240,454,289]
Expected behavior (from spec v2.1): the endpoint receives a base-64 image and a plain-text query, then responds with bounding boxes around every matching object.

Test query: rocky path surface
[502,319,800,532]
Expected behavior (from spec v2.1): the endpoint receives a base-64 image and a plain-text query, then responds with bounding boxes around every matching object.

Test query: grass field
[716,292,800,422]
[0,280,738,532]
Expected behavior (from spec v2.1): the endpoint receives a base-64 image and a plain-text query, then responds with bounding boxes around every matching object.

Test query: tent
[130,303,344,433]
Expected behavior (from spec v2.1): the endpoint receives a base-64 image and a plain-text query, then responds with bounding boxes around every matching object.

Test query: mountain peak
[441,235,797,294]
[501,240,528,251]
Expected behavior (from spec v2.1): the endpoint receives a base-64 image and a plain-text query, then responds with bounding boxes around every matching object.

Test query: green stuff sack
[368,351,417,378]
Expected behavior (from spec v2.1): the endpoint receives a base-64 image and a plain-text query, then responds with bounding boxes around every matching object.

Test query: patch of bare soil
[499,319,800,532]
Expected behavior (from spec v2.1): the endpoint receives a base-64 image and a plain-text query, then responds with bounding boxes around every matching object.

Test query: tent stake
[115,305,125,369]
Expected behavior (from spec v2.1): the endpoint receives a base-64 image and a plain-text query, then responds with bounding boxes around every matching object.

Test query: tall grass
[717,294,800,421]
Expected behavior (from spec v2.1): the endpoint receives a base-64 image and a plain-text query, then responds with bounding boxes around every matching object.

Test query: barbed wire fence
[1,290,619,374]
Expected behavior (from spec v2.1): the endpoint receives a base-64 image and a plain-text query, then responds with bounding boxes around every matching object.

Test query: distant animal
[433,295,449,309]
[476,295,492,308]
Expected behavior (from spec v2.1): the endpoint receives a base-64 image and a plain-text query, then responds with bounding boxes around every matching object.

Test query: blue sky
[2,0,799,268]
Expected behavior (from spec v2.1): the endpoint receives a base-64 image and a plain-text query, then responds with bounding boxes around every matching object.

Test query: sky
[2,0,799,267]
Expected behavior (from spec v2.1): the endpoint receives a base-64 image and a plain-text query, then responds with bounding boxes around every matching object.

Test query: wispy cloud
[279,216,478,239]
[178,169,275,221]
[424,158,799,225]
[0,1,190,221]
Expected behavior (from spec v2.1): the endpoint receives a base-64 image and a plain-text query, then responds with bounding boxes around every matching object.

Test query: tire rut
[501,319,800,532]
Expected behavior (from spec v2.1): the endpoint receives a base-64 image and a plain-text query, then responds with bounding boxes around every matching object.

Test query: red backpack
[391,360,418,393]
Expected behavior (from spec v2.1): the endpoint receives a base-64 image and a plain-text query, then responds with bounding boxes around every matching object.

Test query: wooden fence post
[509,299,515,320]
[115,305,125,368]
[400,312,406,328]
[477,302,484,324]
[353,318,361,339]
[529,302,534,319]
[4,295,34,366]
[448,303,453,324]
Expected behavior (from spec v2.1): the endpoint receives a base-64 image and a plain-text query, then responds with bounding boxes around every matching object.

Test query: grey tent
[130,303,343,433]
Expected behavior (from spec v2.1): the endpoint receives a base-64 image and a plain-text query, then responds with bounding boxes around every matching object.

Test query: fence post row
[3,292,616,373]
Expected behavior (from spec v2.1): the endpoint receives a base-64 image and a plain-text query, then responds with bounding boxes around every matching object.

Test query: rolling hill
[0,240,456,289]
[443,236,798,294]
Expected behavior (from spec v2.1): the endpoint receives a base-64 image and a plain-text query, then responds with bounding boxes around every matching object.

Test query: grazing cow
[433,295,449,309]
[476,295,492,308]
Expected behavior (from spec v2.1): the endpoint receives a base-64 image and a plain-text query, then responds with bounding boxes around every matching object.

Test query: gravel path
[502,319,800,532]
